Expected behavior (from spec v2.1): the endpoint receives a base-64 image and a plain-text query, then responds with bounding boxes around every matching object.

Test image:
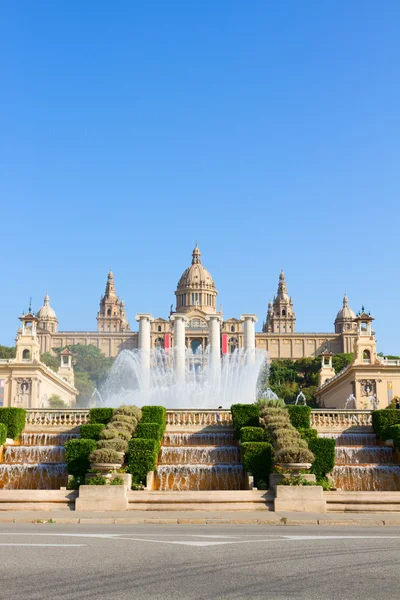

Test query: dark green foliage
[240,427,264,442]
[141,406,166,427]
[287,405,311,430]
[0,408,26,440]
[64,438,97,477]
[0,423,7,445]
[110,476,124,485]
[127,438,159,485]
[241,442,273,486]
[298,428,318,443]
[40,352,60,371]
[0,345,16,359]
[88,475,107,485]
[332,353,353,374]
[231,404,260,439]
[389,425,400,450]
[372,410,400,440]
[80,423,105,441]
[307,438,336,479]
[89,408,114,425]
[136,422,162,441]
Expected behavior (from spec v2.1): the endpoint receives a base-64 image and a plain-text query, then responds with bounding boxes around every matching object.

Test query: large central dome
[175,244,218,314]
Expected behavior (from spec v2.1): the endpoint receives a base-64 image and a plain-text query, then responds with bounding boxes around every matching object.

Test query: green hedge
[136,422,162,441]
[389,425,400,451]
[372,410,400,440]
[65,438,97,477]
[127,438,159,485]
[0,423,7,446]
[0,408,26,440]
[80,423,105,441]
[231,404,260,439]
[287,405,312,430]
[89,408,114,425]
[298,428,318,444]
[241,442,273,486]
[141,406,166,427]
[307,438,336,479]
[240,427,264,442]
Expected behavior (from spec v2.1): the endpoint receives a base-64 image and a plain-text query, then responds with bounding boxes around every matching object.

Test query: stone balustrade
[166,410,232,428]
[310,410,373,432]
[25,409,90,430]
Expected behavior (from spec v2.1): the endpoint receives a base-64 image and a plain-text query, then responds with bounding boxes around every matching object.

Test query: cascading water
[100,347,266,408]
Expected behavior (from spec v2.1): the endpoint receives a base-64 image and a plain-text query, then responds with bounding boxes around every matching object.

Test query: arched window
[158,325,162,332]
[282,309,286,317]
[229,337,238,353]
[191,339,202,354]
[22,349,31,360]
[155,337,164,349]
[231,325,235,333]
[363,349,371,363]
[107,308,111,316]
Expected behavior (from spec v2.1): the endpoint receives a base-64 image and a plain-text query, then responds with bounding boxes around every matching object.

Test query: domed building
[34,243,358,359]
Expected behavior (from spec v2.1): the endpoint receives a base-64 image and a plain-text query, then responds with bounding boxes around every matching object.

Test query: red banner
[164,333,171,354]
[222,334,228,355]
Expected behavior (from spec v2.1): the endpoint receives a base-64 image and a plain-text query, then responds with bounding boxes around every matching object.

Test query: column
[170,314,187,384]
[206,315,222,382]
[240,314,258,363]
[135,314,154,392]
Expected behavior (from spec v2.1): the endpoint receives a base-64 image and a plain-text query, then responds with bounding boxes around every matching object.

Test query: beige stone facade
[35,244,358,360]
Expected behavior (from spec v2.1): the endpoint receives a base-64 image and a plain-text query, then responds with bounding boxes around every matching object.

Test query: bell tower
[97,270,130,332]
[353,309,377,365]
[15,312,41,363]
[263,271,296,333]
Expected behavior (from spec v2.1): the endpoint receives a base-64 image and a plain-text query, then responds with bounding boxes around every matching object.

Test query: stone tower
[97,270,130,332]
[263,271,296,333]
[174,243,218,315]
[15,313,41,363]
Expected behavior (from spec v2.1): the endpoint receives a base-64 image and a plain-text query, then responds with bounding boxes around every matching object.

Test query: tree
[74,372,95,408]
[41,352,59,372]
[48,394,67,408]
[53,344,114,387]
[332,353,353,374]
[0,345,16,359]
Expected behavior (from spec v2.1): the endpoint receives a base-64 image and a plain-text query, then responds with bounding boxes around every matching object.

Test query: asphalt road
[0,523,399,599]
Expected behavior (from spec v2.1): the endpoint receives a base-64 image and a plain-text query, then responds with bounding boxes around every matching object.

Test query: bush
[66,475,84,490]
[97,438,128,452]
[88,475,107,485]
[275,445,315,464]
[136,422,162,441]
[141,406,166,427]
[80,424,105,441]
[240,427,264,442]
[111,419,137,433]
[100,426,131,441]
[127,438,159,485]
[298,428,318,443]
[389,425,400,450]
[0,408,26,440]
[110,476,124,485]
[287,406,312,430]
[241,442,273,486]
[260,406,315,466]
[114,405,142,420]
[65,438,97,477]
[231,404,260,439]
[89,408,114,425]
[0,423,7,446]
[89,448,123,464]
[111,414,137,427]
[256,398,286,409]
[372,410,400,440]
[307,438,336,479]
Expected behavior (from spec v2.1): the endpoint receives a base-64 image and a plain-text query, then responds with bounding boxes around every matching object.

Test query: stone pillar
[240,314,258,363]
[170,314,187,384]
[135,314,154,391]
[206,315,222,382]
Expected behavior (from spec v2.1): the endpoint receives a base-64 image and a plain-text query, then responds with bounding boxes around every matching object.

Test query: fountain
[258,388,278,400]
[295,390,307,406]
[368,395,378,410]
[344,394,357,409]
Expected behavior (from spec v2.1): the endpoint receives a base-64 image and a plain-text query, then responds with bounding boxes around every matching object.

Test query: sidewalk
[1,510,400,525]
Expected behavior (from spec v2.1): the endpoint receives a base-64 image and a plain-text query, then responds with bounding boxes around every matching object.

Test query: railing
[25,409,90,428]
[310,410,373,432]
[380,358,400,366]
[166,410,232,427]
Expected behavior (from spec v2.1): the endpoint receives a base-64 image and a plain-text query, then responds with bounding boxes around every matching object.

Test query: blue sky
[1,1,399,352]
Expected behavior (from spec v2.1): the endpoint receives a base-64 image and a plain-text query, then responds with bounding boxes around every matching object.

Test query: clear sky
[1,1,399,352]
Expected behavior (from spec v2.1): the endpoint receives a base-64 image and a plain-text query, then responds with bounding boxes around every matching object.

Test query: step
[0,490,77,510]
[127,490,273,511]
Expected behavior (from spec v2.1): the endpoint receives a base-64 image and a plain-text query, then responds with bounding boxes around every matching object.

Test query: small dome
[177,244,216,291]
[36,292,57,320]
[336,294,356,321]
[108,269,114,280]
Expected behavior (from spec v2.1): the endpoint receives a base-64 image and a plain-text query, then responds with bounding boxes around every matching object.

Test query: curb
[0,517,399,525]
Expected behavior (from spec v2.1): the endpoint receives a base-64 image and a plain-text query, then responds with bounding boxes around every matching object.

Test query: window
[107,308,111,316]
[22,349,31,360]
[158,325,162,332]
[282,309,286,317]
[231,326,235,333]
[363,349,371,363]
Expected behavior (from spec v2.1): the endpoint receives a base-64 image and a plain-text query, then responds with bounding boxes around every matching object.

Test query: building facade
[35,244,358,360]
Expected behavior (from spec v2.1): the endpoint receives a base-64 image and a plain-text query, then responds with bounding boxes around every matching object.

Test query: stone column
[170,314,187,384]
[240,314,258,363]
[206,315,222,382]
[135,314,154,391]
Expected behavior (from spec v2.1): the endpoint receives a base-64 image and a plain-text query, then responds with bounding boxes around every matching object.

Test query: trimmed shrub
[0,407,26,440]
[89,408,114,425]
[89,448,123,464]
[231,404,260,439]
[287,406,312,430]
[111,419,136,433]
[114,405,142,420]
[241,442,273,486]
[80,424,105,441]
[136,422,162,441]
[141,406,166,427]
[389,425,400,451]
[298,428,318,444]
[88,475,107,485]
[260,406,315,465]
[127,438,159,485]
[100,426,131,441]
[0,423,7,446]
[275,445,314,464]
[307,438,336,479]
[65,438,97,477]
[372,410,400,440]
[111,414,137,427]
[97,438,128,452]
[240,427,264,443]
[256,398,286,409]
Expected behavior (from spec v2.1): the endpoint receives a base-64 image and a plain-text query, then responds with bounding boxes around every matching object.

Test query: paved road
[1,523,400,599]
